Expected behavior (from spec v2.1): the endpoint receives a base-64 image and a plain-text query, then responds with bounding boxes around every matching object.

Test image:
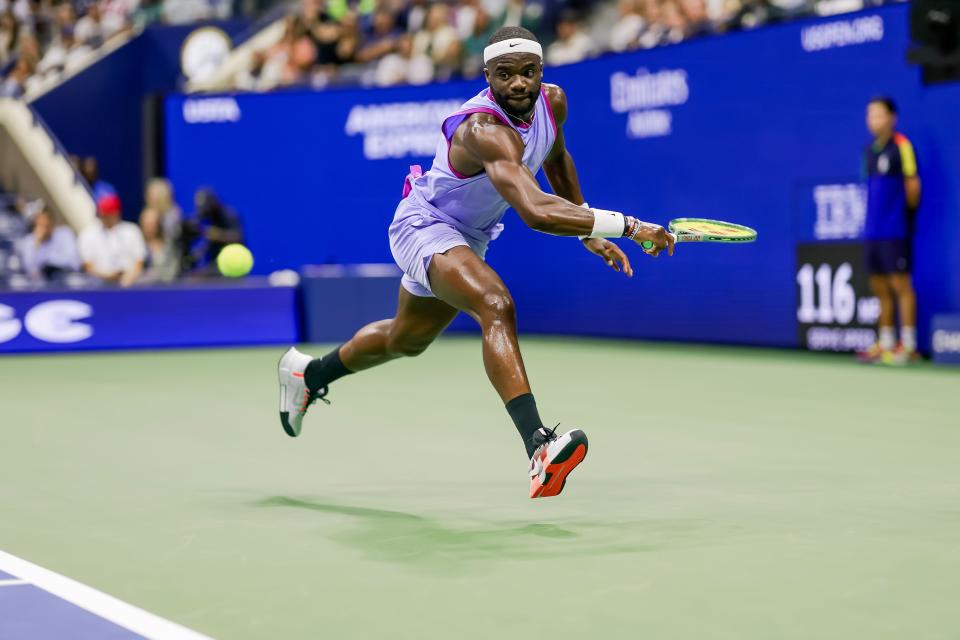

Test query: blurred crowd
[0,0,232,98]
[235,0,906,91]
[0,157,243,288]
[2,0,906,97]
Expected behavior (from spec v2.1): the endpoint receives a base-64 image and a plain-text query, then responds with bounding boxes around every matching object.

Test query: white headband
[483,38,543,65]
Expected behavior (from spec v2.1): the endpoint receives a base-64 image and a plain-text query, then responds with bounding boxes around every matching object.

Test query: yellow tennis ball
[217,244,254,278]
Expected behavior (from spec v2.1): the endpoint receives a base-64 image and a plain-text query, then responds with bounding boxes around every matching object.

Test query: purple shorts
[388,197,488,298]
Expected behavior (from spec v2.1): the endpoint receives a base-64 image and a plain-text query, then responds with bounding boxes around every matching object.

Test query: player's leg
[317,287,459,376]
[428,246,587,498]
[861,239,896,363]
[278,287,458,437]
[869,273,896,352]
[429,246,530,403]
[888,272,917,356]
[870,274,896,340]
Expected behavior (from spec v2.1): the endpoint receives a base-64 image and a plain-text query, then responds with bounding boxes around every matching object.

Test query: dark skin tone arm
[540,84,634,276]
[448,78,673,257]
[904,176,920,210]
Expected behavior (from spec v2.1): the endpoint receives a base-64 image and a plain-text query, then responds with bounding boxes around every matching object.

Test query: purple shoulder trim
[440,108,513,179]
[541,87,557,138]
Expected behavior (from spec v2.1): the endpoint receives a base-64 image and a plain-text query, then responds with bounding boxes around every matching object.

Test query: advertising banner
[0,282,299,353]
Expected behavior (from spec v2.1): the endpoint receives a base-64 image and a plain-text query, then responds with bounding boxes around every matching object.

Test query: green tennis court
[2,338,958,639]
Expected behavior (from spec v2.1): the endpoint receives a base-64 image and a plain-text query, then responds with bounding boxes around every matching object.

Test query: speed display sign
[796,242,880,352]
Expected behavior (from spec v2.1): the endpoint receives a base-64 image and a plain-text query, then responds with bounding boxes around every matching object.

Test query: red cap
[98,193,121,216]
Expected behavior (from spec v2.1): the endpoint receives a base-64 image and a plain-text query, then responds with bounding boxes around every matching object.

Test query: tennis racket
[640,218,757,250]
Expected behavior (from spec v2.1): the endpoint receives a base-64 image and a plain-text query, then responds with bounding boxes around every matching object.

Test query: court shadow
[256,496,595,572]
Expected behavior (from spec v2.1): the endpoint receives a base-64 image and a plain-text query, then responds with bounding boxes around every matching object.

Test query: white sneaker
[528,427,588,499]
[277,347,327,437]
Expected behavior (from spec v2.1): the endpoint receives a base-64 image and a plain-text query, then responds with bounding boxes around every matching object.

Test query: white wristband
[588,208,626,238]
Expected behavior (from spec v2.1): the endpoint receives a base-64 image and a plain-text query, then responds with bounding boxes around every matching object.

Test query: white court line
[0,550,211,640]
[0,578,28,586]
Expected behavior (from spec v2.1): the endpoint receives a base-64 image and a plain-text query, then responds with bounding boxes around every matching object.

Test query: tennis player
[278,27,674,499]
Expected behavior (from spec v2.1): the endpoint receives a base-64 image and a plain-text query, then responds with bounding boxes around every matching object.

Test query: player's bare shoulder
[454,111,524,166]
[542,83,568,125]
[459,111,512,141]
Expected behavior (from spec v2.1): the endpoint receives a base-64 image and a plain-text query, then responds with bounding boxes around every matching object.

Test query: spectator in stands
[52,2,78,42]
[335,10,361,66]
[402,0,429,33]
[0,194,28,242]
[460,4,494,78]
[18,31,40,63]
[326,0,375,21]
[257,15,308,89]
[306,0,343,71]
[79,156,116,201]
[252,21,291,90]
[453,0,479,39]
[355,7,400,64]
[74,3,104,47]
[284,26,317,85]
[660,0,690,44]
[132,0,164,29]
[144,177,182,246]
[220,0,907,93]
[100,0,134,33]
[499,0,543,35]
[610,0,646,52]
[681,0,713,36]
[79,193,146,287]
[38,25,93,76]
[235,49,269,91]
[139,206,180,283]
[0,55,31,97]
[412,3,460,81]
[635,0,667,48]
[162,0,225,25]
[726,0,785,31]
[181,187,243,274]
[375,32,433,86]
[0,10,19,66]
[546,11,594,66]
[16,208,80,282]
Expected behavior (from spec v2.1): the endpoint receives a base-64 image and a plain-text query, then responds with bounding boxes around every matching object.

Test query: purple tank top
[399,87,557,243]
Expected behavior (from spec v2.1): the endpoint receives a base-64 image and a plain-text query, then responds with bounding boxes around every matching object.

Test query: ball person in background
[277,27,674,499]
[857,97,921,365]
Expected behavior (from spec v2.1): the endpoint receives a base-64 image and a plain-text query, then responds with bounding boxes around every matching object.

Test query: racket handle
[641,233,677,250]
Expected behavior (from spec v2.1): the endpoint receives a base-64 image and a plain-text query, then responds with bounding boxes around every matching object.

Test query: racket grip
[641,233,676,250]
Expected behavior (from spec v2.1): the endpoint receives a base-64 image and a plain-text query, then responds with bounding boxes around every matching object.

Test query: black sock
[304,346,353,392]
[505,393,544,458]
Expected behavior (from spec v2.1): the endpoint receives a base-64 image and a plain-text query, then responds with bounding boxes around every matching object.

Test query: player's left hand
[582,238,633,277]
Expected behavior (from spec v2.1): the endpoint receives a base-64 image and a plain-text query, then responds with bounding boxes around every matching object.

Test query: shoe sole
[530,430,588,499]
[278,348,300,438]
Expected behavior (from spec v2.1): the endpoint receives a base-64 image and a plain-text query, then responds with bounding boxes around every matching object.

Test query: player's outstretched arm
[540,84,630,274]
[456,111,673,257]
[461,116,592,235]
[540,85,584,208]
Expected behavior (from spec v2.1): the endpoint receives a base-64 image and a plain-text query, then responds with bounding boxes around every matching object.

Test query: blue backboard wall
[164,5,960,350]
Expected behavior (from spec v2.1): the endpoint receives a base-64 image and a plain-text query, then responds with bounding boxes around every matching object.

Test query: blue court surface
[0,550,208,640]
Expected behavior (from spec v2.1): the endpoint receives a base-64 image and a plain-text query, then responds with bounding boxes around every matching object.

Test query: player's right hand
[633,222,675,257]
